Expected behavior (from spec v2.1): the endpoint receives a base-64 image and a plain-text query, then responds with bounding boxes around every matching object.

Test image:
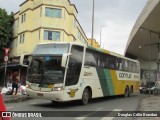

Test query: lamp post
[91,0,95,46]
[100,25,106,48]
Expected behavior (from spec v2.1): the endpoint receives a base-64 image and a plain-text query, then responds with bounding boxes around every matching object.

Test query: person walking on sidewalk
[11,71,19,97]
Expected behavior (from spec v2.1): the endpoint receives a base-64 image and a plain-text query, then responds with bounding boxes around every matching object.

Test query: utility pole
[91,0,94,46]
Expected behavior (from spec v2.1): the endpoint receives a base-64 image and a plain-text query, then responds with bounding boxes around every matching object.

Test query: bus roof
[87,46,139,63]
[37,42,139,63]
[38,42,87,47]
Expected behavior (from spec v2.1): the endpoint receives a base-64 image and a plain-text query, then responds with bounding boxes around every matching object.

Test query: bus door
[64,45,84,101]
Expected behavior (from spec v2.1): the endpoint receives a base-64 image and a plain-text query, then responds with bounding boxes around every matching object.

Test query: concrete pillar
[157,44,160,81]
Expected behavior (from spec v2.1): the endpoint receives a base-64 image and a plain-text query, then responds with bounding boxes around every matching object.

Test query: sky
[0,0,148,55]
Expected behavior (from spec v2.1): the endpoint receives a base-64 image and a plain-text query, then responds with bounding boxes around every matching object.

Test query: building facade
[0,0,94,86]
[11,0,88,57]
[87,39,100,48]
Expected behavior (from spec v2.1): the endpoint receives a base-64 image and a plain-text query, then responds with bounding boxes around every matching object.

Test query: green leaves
[0,8,14,48]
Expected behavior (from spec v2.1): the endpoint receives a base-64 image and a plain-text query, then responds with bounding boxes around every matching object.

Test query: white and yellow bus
[26,42,140,105]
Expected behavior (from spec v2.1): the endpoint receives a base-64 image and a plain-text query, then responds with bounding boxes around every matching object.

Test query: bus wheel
[124,86,129,98]
[128,86,133,97]
[81,88,90,105]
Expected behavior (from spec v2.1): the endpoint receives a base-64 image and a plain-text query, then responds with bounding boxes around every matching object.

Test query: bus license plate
[37,93,43,97]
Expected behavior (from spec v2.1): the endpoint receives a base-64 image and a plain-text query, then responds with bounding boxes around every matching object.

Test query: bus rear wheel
[128,86,133,97]
[81,88,90,105]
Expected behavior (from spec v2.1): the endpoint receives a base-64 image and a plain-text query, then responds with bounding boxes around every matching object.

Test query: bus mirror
[61,53,71,67]
[20,54,31,67]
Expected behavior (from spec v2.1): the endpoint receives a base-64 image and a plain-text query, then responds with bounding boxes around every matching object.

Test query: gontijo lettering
[119,73,132,78]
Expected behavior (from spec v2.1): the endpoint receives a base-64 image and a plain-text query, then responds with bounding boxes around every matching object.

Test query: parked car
[146,81,160,94]
[140,81,160,94]
[139,82,147,94]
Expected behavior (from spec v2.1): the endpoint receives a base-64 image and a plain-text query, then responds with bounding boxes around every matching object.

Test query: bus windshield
[28,56,65,84]
[33,44,69,55]
[27,43,70,84]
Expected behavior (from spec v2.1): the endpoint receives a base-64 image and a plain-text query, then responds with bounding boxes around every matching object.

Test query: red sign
[3,48,10,56]
[4,56,8,62]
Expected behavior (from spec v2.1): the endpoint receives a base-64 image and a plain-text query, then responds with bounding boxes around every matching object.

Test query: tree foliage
[0,8,14,48]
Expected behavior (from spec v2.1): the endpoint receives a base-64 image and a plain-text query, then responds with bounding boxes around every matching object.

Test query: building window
[24,13,26,22]
[45,8,62,18]
[44,30,60,41]
[21,13,26,23]
[21,15,23,23]
[20,34,25,44]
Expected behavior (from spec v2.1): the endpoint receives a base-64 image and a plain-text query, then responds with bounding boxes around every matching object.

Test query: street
[5,94,143,120]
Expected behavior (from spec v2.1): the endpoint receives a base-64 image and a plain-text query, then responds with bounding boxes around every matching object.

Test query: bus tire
[124,86,129,98]
[128,86,133,97]
[81,88,90,105]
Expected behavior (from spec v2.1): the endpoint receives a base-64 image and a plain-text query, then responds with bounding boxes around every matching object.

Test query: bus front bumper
[26,88,64,102]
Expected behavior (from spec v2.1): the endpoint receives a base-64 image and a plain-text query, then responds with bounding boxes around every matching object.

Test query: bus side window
[124,60,129,71]
[98,53,108,68]
[108,56,116,70]
[136,63,140,73]
[84,49,97,67]
[117,58,123,71]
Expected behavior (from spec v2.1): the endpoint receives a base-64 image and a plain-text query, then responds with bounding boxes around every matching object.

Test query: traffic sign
[3,48,10,56]
[4,56,8,62]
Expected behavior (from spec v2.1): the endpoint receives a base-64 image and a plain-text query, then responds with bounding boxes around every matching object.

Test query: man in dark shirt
[11,71,19,97]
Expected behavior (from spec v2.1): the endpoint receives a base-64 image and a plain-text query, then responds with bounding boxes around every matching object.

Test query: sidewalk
[139,95,160,111]
[136,94,160,120]
[2,93,32,103]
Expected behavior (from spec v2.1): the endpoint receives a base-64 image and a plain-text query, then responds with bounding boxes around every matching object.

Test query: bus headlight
[26,84,31,89]
[52,86,63,91]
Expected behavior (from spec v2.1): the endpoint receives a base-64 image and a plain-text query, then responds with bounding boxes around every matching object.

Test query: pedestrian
[0,88,11,120]
[11,71,19,97]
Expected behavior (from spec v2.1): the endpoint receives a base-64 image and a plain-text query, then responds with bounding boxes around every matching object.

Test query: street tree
[0,8,14,48]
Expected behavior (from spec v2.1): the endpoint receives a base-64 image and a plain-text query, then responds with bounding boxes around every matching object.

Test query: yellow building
[0,0,92,86]
[0,0,101,86]
[10,0,88,57]
[88,39,100,48]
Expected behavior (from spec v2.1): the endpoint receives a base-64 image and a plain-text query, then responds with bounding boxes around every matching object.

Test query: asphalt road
[5,94,142,120]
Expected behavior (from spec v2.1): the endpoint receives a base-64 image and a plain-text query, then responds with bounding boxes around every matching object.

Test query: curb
[4,96,33,103]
